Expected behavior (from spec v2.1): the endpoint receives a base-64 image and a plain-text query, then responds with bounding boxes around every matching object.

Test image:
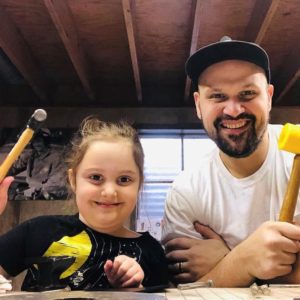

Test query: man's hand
[164,222,229,283]
[233,221,300,281]
[0,177,14,215]
[104,255,144,288]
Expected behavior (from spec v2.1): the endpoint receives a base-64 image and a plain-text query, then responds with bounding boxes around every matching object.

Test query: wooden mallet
[278,123,300,222]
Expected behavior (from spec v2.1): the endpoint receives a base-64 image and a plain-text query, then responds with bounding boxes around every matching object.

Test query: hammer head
[278,123,300,154]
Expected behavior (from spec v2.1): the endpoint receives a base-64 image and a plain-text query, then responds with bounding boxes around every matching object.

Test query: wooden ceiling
[0,0,299,120]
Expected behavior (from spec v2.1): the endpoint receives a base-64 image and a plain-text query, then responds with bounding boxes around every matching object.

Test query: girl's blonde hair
[66,117,144,195]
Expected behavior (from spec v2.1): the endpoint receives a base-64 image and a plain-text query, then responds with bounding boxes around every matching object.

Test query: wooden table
[1,287,300,299]
[159,287,300,299]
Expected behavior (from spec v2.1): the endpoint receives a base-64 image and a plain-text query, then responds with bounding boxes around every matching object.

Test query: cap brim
[185,40,270,85]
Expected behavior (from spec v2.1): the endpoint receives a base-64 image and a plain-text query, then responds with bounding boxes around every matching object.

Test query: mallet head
[278,123,300,154]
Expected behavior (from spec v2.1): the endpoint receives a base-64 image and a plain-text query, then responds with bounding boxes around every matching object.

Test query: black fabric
[0,214,169,291]
[185,37,271,86]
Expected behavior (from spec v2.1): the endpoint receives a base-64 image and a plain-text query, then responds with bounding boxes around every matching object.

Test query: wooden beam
[122,0,142,103]
[274,69,300,105]
[0,107,299,129]
[245,0,271,42]
[43,0,95,101]
[255,0,280,44]
[184,0,202,103]
[0,7,48,102]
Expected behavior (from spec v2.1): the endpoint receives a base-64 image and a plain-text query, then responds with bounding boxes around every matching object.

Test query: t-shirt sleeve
[161,175,203,244]
[0,221,30,276]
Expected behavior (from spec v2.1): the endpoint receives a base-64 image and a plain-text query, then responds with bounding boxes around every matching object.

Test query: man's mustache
[214,113,256,128]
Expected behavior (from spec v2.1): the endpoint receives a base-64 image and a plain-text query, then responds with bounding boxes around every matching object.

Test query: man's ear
[267,84,274,112]
[68,169,76,192]
[193,91,202,120]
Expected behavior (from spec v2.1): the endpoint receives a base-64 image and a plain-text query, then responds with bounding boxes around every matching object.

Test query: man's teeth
[223,120,246,129]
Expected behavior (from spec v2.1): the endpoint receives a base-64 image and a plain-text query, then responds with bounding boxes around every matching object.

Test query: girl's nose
[100,184,117,199]
[223,99,245,118]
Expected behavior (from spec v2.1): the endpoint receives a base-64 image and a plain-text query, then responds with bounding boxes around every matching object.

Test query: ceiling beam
[43,0,95,101]
[184,0,202,103]
[255,0,280,44]
[0,7,48,102]
[245,0,280,43]
[122,0,142,103]
[274,69,300,105]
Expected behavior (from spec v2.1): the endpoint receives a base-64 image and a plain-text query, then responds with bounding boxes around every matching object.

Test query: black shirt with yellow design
[0,214,169,290]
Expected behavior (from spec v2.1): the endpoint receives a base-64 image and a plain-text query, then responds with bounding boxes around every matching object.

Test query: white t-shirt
[162,124,300,249]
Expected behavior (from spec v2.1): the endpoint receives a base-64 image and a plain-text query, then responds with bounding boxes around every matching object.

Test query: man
[9,128,68,200]
[162,36,300,287]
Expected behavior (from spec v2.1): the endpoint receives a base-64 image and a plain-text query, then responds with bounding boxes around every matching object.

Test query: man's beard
[204,113,267,158]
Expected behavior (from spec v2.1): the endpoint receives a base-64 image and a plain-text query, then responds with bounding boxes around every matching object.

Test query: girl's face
[68,139,140,236]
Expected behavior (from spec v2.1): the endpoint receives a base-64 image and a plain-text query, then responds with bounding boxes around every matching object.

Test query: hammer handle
[0,128,34,182]
[279,154,300,222]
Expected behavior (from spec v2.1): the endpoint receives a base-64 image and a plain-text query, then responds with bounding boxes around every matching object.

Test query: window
[136,130,215,240]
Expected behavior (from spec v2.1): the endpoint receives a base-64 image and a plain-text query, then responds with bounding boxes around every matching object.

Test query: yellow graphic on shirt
[43,230,92,279]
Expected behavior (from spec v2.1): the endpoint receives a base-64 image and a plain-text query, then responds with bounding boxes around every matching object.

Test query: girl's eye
[89,174,102,182]
[117,176,132,185]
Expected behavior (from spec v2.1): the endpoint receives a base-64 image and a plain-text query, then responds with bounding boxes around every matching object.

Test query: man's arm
[198,221,300,287]
[165,222,229,283]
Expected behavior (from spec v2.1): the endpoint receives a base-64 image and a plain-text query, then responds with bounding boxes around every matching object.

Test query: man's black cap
[185,36,271,86]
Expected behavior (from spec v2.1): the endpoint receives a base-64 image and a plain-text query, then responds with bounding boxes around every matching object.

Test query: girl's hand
[104,255,144,288]
[0,177,14,215]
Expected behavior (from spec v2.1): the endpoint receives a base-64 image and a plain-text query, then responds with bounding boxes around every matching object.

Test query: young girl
[0,118,169,291]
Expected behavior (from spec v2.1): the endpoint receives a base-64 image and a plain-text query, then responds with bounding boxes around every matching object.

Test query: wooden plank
[0,7,48,102]
[255,0,280,44]
[184,0,202,103]
[122,0,142,103]
[245,0,280,44]
[43,0,95,101]
[245,0,272,42]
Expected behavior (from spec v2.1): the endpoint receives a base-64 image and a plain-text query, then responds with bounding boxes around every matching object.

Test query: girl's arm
[0,177,14,215]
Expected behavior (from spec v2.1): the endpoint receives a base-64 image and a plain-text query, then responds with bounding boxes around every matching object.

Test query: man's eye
[239,90,257,99]
[209,93,226,100]
[118,176,132,184]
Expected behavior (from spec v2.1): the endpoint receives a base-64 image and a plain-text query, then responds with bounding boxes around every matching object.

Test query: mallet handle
[0,128,34,182]
[279,154,300,222]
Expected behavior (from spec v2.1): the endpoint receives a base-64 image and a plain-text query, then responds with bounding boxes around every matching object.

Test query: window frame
[134,129,213,235]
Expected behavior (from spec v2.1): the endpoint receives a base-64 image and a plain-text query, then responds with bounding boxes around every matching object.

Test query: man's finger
[172,272,197,284]
[164,237,193,252]
[194,221,223,241]
[165,249,188,263]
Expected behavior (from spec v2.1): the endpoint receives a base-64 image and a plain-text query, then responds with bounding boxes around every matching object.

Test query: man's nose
[223,99,245,118]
